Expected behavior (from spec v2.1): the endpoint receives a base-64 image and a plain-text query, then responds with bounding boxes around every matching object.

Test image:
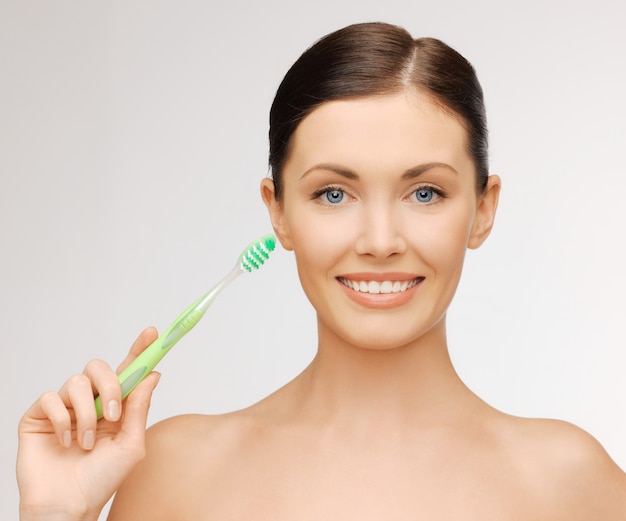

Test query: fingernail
[83,429,95,450]
[107,400,121,420]
[63,430,71,448]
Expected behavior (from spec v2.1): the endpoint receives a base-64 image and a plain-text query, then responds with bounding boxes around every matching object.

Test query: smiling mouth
[337,277,424,294]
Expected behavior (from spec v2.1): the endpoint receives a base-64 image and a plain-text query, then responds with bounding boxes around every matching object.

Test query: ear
[260,177,293,251]
[468,175,501,250]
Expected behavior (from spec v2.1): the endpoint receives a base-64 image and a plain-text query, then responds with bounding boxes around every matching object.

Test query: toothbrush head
[239,233,277,272]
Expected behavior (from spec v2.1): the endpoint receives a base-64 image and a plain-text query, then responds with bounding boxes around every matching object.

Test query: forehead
[284,91,472,177]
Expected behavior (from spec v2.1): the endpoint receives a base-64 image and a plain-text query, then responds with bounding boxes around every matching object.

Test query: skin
[17,91,626,520]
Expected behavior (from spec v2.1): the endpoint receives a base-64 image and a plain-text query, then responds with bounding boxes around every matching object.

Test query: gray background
[2,0,625,518]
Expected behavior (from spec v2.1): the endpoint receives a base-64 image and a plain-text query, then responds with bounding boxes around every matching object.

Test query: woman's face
[262,91,499,350]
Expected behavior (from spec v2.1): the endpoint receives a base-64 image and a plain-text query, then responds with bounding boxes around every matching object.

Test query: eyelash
[406,184,446,205]
[311,184,350,205]
[311,184,446,205]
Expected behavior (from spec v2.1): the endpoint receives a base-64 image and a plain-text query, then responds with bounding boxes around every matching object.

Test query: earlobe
[260,178,293,251]
[468,175,501,250]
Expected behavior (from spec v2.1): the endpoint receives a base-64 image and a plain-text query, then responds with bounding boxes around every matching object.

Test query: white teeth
[380,281,393,294]
[340,277,420,294]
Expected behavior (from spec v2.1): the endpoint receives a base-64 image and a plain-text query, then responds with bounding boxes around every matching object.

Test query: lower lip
[337,278,423,309]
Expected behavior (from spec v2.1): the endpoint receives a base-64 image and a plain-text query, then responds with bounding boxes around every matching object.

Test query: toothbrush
[94,233,277,419]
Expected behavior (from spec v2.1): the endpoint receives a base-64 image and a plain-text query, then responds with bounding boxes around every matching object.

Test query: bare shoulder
[108,412,254,520]
[146,411,253,454]
[499,415,626,518]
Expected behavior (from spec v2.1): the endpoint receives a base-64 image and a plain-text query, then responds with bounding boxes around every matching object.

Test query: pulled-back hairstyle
[268,22,488,198]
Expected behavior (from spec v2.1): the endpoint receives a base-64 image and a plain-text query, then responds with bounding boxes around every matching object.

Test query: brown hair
[268,22,489,198]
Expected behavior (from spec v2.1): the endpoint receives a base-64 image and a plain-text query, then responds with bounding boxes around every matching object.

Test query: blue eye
[414,188,434,203]
[324,189,344,204]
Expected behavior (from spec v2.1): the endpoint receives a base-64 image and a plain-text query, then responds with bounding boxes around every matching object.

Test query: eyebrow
[401,162,458,179]
[300,162,458,180]
[300,163,358,180]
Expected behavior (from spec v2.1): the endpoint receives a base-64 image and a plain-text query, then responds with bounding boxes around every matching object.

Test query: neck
[293,314,478,427]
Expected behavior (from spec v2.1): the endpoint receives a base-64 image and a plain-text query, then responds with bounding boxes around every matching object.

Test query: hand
[17,328,161,521]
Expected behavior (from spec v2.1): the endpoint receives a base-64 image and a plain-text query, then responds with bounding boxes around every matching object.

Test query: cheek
[411,204,475,274]
[285,196,361,258]
[284,206,349,281]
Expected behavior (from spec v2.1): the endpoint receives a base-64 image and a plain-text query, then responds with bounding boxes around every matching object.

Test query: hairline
[272,86,481,200]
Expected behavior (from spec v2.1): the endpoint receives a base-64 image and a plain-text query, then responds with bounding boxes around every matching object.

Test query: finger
[116,327,159,374]
[117,372,160,458]
[83,359,122,422]
[22,392,73,448]
[59,374,98,450]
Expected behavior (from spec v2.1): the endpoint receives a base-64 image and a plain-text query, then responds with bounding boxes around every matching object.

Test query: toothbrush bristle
[240,234,276,272]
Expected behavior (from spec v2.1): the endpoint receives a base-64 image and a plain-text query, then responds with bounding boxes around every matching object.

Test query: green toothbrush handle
[94,305,205,419]
[92,233,276,420]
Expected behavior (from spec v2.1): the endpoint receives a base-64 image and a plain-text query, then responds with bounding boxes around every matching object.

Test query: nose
[354,203,407,259]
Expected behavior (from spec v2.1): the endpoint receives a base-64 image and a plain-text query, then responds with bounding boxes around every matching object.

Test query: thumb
[116,327,159,374]
[117,371,160,450]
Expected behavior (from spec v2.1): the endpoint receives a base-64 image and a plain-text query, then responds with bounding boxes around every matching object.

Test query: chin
[313,293,450,353]
[329,317,445,353]
[348,334,426,352]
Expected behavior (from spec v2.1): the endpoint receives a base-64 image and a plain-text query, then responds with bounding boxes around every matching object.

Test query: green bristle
[240,233,276,272]
[264,235,276,251]
[250,248,266,264]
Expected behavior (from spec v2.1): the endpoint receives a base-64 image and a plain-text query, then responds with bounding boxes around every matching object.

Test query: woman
[17,22,626,520]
